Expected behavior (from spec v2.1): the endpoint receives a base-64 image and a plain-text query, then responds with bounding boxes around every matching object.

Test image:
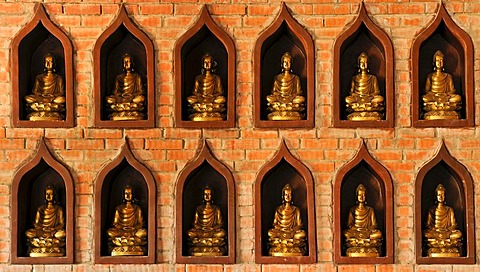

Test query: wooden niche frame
[253,3,315,128]
[93,4,155,128]
[175,140,235,264]
[415,141,475,264]
[333,140,394,264]
[411,3,474,127]
[333,3,394,128]
[11,3,74,128]
[254,140,316,264]
[94,139,156,264]
[174,5,236,128]
[11,137,74,264]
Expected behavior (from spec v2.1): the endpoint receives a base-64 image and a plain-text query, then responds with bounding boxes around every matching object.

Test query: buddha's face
[203,56,212,71]
[123,56,132,71]
[45,188,54,202]
[44,56,54,71]
[359,56,368,71]
[436,188,445,203]
[357,188,366,203]
[283,188,292,203]
[124,187,133,202]
[434,55,444,70]
[282,56,292,70]
[203,188,212,202]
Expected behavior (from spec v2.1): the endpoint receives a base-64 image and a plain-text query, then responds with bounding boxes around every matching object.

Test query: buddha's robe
[108,203,146,238]
[344,205,382,240]
[26,73,65,104]
[268,74,304,104]
[346,74,383,104]
[26,204,65,239]
[425,205,462,240]
[188,204,225,238]
[268,205,306,240]
[110,73,145,103]
[190,74,225,104]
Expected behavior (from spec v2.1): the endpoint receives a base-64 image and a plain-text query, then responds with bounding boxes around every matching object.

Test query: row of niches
[12,3,475,129]
[12,137,475,265]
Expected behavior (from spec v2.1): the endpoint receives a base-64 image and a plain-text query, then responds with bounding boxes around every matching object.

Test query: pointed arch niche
[11,138,74,264]
[333,3,394,128]
[415,142,475,264]
[174,6,236,128]
[333,141,393,264]
[253,3,315,128]
[94,139,156,264]
[254,140,316,263]
[175,140,235,264]
[93,4,155,128]
[411,3,474,127]
[11,3,74,128]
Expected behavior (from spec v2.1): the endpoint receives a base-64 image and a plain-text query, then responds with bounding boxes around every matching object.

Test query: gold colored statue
[345,52,385,121]
[25,53,66,121]
[106,54,146,121]
[107,185,147,256]
[187,53,226,121]
[25,185,66,257]
[343,184,382,257]
[266,52,306,120]
[424,184,462,257]
[422,50,462,120]
[267,184,307,256]
[187,186,226,256]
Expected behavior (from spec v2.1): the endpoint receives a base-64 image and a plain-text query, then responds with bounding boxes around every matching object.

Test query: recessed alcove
[254,140,316,264]
[415,141,475,264]
[253,3,314,128]
[11,137,74,264]
[174,5,236,128]
[333,3,394,128]
[333,141,393,264]
[94,139,156,264]
[11,3,74,128]
[93,4,155,128]
[175,140,235,264]
[411,3,474,127]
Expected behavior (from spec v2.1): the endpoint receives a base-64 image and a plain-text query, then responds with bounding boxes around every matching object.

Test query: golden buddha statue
[267,184,307,256]
[424,184,462,257]
[343,184,382,257]
[345,52,385,121]
[422,50,462,120]
[25,185,66,257]
[187,186,226,256]
[106,54,146,121]
[107,185,147,256]
[187,53,226,121]
[25,53,66,121]
[266,52,306,120]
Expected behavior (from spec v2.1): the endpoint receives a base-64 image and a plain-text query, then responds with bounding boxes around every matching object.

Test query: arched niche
[254,140,316,263]
[11,137,74,264]
[333,141,393,264]
[253,3,315,128]
[415,141,475,264]
[333,3,394,128]
[93,4,155,128]
[174,5,236,128]
[11,3,74,128]
[175,140,235,264]
[94,139,156,264]
[411,3,474,127]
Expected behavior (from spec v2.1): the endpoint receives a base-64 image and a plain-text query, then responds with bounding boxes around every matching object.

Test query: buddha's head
[203,185,213,203]
[282,184,293,204]
[43,53,55,72]
[281,52,292,72]
[435,184,446,204]
[356,184,366,203]
[45,185,55,203]
[123,185,133,202]
[201,53,216,73]
[122,53,133,72]
[433,50,445,71]
[358,52,369,72]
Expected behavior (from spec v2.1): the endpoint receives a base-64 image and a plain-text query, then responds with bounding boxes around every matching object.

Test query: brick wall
[0,0,480,271]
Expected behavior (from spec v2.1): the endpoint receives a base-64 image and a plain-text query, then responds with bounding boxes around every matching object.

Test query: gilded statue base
[268,238,306,257]
[189,112,225,122]
[427,247,461,258]
[27,111,64,121]
[267,111,303,121]
[109,109,145,121]
[27,237,65,257]
[188,237,226,256]
[347,111,383,121]
[111,246,146,256]
[189,246,225,256]
[423,110,460,120]
[346,247,380,257]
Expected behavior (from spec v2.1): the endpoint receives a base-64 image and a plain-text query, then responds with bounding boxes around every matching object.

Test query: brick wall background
[0,0,479,271]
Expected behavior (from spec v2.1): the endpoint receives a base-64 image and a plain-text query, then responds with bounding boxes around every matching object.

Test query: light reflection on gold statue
[107,185,147,256]
[25,53,66,121]
[343,184,382,257]
[106,54,146,121]
[187,53,226,121]
[25,185,66,257]
[187,186,226,256]
[345,52,384,121]
[266,52,305,120]
[267,184,306,256]
[424,184,462,257]
[422,50,462,120]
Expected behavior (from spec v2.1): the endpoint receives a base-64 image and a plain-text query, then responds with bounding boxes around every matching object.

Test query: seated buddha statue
[187,53,226,121]
[25,185,66,257]
[424,184,462,257]
[106,54,146,121]
[345,52,385,121]
[422,50,462,120]
[187,186,226,256]
[267,184,307,256]
[25,53,66,121]
[343,184,382,257]
[107,185,147,256]
[266,52,305,121]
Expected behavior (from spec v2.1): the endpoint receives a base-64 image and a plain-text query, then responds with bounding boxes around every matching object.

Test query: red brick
[67,139,105,150]
[64,4,101,15]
